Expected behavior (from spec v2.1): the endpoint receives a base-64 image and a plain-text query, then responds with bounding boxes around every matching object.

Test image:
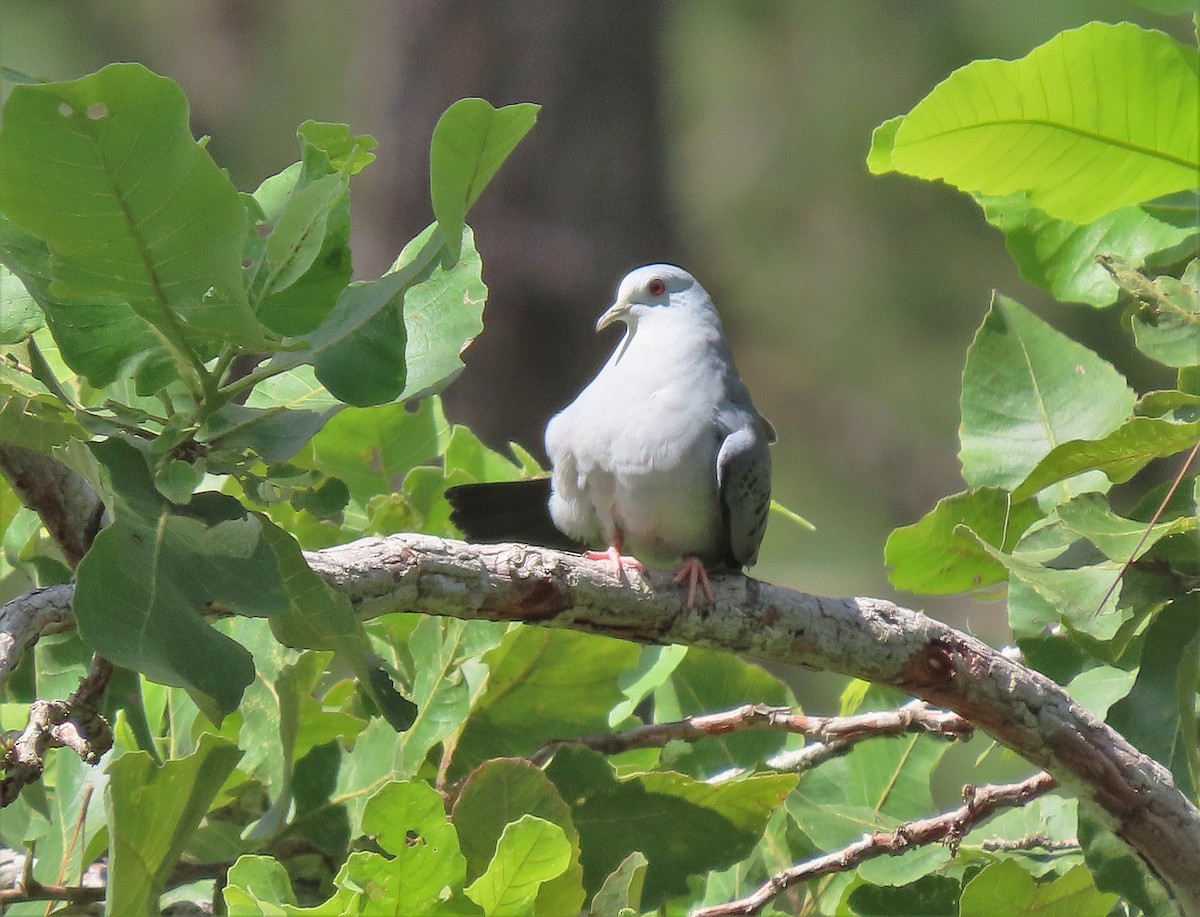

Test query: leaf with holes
[0,64,271,351]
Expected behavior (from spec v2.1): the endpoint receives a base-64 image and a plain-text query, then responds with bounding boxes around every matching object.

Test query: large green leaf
[0,64,269,347]
[390,223,488,402]
[0,216,176,392]
[464,815,572,917]
[1012,414,1200,501]
[106,734,243,914]
[545,745,795,908]
[453,759,585,917]
[74,439,288,717]
[260,222,485,407]
[309,397,448,506]
[960,861,1117,917]
[978,193,1197,307]
[869,23,1199,223]
[959,295,1135,499]
[355,780,470,913]
[430,98,539,259]
[449,628,640,781]
[885,487,1042,594]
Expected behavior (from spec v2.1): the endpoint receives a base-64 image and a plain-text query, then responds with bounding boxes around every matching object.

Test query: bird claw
[672,556,715,607]
[586,545,646,582]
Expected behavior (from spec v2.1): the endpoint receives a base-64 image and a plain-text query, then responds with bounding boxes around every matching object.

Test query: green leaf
[357,780,469,912]
[977,193,1197,307]
[0,363,88,451]
[309,397,448,506]
[885,487,1042,594]
[959,295,1135,498]
[609,644,688,727]
[590,852,648,917]
[1053,491,1195,563]
[546,745,796,907]
[297,120,378,175]
[203,366,345,464]
[430,99,539,259]
[261,173,348,298]
[654,647,795,777]
[328,618,504,827]
[452,758,585,917]
[223,855,299,912]
[106,734,243,914]
[969,795,1082,878]
[0,64,270,348]
[1106,596,1200,797]
[262,222,484,407]
[464,815,572,917]
[848,875,961,916]
[0,265,44,342]
[390,224,487,402]
[789,723,953,884]
[0,216,177,392]
[961,861,1117,917]
[1128,265,1200,369]
[1078,810,1174,916]
[1012,414,1200,502]
[870,23,1200,223]
[450,628,640,780]
[261,518,417,731]
[75,439,288,717]
[969,530,1130,641]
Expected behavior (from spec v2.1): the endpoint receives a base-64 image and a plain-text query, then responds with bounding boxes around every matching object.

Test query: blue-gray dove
[447,264,774,604]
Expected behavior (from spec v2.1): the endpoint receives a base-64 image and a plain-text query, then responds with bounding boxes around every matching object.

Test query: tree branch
[529,699,974,767]
[691,771,1058,917]
[0,443,103,569]
[3,533,1199,910]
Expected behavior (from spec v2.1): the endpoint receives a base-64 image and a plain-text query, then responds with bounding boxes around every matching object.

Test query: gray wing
[716,414,774,568]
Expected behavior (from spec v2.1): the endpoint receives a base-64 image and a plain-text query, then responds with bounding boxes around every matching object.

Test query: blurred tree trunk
[354,0,681,456]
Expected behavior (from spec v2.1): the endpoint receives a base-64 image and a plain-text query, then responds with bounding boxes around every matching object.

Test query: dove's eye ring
[648,278,666,296]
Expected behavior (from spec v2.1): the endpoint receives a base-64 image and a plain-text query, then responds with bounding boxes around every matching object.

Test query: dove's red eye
[648,278,666,296]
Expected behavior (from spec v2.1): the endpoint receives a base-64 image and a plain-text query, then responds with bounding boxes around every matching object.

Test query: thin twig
[692,771,1057,917]
[529,699,973,767]
[1094,439,1200,616]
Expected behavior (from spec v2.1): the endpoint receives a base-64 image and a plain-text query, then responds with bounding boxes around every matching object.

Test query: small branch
[691,772,1057,917]
[980,832,1079,853]
[0,584,75,683]
[1,654,113,807]
[530,699,973,767]
[0,847,105,907]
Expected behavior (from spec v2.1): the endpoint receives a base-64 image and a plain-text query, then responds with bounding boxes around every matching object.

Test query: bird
[446,264,774,605]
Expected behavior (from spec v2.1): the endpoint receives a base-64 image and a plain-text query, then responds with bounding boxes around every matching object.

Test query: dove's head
[596,264,714,332]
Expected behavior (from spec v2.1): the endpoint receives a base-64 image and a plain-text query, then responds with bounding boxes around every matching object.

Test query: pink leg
[672,556,715,607]
[585,531,646,580]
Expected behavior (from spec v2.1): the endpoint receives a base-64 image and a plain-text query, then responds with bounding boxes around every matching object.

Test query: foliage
[0,12,1198,914]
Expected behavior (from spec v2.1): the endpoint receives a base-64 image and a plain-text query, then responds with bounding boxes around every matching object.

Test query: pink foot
[585,543,646,581]
[672,556,715,607]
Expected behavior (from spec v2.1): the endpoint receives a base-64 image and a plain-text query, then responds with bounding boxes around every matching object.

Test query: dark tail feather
[445,478,581,551]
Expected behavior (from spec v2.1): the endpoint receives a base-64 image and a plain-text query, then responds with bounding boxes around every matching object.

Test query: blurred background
[2,2,1190,674]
